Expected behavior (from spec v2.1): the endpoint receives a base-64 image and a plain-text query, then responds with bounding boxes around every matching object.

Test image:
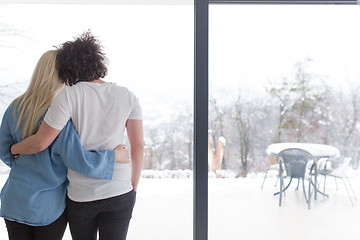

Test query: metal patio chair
[275,148,314,209]
[318,156,357,206]
[261,155,280,189]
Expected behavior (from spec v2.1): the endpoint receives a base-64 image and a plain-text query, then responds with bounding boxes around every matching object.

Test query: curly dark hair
[55,31,108,86]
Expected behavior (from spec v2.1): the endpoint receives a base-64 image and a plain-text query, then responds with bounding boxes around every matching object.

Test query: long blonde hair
[12,50,65,139]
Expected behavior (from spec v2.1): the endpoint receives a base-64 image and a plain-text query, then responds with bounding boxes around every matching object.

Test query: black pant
[5,210,67,240]
[66,190,136,240]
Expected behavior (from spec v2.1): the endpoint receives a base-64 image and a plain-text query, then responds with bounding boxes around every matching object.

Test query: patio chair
[274,148,314,209]
[318,156,357,206]
[261,155,279,189]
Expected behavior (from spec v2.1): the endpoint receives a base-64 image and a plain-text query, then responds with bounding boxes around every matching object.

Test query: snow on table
[266,142,340,158]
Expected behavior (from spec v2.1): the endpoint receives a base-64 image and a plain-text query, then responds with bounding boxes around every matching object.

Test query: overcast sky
[209,4,360,101]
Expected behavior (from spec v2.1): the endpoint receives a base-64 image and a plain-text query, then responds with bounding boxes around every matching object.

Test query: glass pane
[0,4,193,240]
[209,4,360,240]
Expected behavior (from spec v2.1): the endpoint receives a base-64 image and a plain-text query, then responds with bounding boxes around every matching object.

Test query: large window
[0,4,193,240]
[209,4,360,240]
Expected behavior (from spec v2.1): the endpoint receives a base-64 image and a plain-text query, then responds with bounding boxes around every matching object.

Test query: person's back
[45,81,142,202]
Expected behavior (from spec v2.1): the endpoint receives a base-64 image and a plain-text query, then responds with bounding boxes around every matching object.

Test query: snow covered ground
[1,170,360,240]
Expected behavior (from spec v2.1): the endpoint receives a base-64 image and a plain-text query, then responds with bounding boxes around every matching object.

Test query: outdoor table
[266,142,340,200]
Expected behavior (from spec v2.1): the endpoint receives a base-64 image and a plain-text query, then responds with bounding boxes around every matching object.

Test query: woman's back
[44,81,142,202]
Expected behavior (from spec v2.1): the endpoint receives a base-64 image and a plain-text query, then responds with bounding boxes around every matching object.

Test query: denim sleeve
[50,120,114,180]
[0,107,16,167]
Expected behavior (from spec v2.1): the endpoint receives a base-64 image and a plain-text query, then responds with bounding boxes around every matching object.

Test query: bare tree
[266,77,295,143]
[175,106,193,169]
[234,100,251,177]
[343,86,360,147]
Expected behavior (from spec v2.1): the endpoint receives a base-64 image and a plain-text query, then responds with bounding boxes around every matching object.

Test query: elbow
[131,143,144,165]
[132,142,144,154]
[37,143,48,152]
[30,143,47,153]
[137,142,145,150]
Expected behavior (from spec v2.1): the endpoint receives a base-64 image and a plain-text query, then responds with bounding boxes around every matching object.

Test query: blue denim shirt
[0,104,115,226]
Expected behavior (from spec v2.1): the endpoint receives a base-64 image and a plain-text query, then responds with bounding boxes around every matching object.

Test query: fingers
[114,144,126,150]
[114,145,130,163]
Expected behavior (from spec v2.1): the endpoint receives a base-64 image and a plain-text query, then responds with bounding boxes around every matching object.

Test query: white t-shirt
[44,81,142,202]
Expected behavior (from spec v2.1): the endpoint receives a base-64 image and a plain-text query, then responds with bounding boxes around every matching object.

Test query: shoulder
[54,86,71,99]
[51,87,71,107]
[5,102,16,115]
[62,85,79,94]
[0,103,19,133]
[108,83,138,98]
[53,85,81,104]
[60,83,87,94]
[108,82,128,92]
[3,103,17,121]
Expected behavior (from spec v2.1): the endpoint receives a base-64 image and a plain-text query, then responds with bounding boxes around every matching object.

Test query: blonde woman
[0,50,128,240]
